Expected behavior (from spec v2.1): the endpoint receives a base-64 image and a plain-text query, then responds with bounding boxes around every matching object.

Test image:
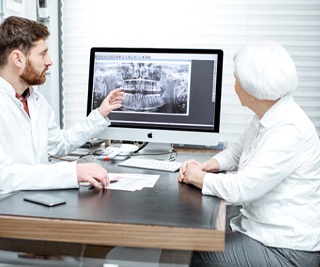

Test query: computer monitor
[87,47,223,152]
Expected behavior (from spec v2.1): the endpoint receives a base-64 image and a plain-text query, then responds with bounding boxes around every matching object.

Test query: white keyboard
[118,157,182,172]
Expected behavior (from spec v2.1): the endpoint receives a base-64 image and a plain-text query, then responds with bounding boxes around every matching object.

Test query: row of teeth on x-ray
[121,79,162,94]
[122,93,165,111]
[121,70,167,110]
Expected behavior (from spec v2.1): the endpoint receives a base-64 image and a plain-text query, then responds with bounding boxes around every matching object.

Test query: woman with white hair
[179,41,320,266]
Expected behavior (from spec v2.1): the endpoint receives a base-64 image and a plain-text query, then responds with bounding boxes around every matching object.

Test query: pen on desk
[96,156,110,161]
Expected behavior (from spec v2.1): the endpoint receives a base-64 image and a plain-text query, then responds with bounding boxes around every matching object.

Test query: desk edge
[0,215,225,251]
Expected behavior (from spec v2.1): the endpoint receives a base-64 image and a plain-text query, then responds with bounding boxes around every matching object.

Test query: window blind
[60,0,320,144]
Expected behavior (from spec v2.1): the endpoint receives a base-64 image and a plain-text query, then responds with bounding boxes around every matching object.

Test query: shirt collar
[0,77,35,98]
[0,77,16,97]
[16,88,30,100]
[259,94,294,129]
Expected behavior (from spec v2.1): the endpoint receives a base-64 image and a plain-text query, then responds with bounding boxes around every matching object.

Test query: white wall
[0,0,61,125]
[37,0,61,125]
[0,0,36,20]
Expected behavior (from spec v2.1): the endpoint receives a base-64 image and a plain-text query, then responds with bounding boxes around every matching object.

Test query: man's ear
[11,49,25,68]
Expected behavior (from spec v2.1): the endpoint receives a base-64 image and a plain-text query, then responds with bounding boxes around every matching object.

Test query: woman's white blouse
[203,95,320,251]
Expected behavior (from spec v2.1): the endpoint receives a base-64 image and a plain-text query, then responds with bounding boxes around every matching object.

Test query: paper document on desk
[106,173,160,191]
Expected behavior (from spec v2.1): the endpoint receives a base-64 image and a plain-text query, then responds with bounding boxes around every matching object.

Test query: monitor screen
[87,47,223,148]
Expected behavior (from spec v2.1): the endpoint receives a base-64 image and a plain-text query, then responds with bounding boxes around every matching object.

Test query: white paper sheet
[106,173,160,191]
[80,173,160,192]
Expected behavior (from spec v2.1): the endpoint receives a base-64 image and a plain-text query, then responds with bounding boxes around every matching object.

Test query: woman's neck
[250,98,279,119]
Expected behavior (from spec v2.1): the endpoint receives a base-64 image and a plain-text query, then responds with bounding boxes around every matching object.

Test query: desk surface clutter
[0,152,226,252]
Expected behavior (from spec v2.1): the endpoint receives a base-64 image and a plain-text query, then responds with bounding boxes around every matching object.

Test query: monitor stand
[135,142,174,160]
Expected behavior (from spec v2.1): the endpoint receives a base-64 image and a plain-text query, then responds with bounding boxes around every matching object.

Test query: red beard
[20,59,47,86]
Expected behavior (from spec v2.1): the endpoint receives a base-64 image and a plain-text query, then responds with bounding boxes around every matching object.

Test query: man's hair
[233,41,298,100]
[0,16,50,67]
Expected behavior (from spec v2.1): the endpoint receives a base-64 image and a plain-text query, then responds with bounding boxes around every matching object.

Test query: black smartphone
[24,193,66,207]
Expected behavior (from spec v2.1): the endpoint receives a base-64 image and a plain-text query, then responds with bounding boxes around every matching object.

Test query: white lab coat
[0,77,110,194]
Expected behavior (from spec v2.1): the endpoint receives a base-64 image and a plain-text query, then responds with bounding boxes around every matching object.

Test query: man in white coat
[0,16,125,194]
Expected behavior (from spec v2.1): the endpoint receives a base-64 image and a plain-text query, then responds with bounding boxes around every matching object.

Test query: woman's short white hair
[233,41,298,100]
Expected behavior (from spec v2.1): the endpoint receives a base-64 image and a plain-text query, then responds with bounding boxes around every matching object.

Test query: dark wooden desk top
[0,152,225,251]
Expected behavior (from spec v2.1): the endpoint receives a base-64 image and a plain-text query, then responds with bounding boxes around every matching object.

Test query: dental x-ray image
[92,61,191,115]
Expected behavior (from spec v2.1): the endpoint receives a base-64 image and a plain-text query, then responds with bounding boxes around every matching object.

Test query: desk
[0,153,225,253]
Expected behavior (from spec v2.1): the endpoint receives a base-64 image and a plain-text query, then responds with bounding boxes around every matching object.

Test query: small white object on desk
[100,144,140,160]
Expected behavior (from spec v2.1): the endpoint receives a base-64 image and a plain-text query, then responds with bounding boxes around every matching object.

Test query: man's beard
[20,59,47,86]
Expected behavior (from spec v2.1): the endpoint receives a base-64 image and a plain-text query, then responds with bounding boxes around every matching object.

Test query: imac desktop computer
[87,47,223,155]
